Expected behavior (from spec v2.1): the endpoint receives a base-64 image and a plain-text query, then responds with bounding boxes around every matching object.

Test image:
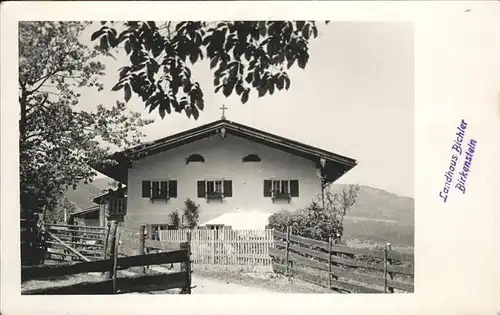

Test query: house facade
[92,118,357,231]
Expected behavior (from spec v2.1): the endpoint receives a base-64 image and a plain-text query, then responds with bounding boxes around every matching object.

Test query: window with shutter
[144,180,177,201]
[265,179,298,202]
[223,180,232,197]
[168,181,178,198]
[201,179,230,202]
[263,180,272,197]
[290,180,299,197]
[197,181,206,198]
[142,181,151,198]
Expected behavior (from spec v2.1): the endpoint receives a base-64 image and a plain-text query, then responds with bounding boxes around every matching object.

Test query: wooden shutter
[263,180,272,197]
[160,181,168,197]
[197,181,206,198]
[169,180,178,198]
[152,181,160,199]
[142,181,151,198]
[223,180,232,197]
[290,180,299,197]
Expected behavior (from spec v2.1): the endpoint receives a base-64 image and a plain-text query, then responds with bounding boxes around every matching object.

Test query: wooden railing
[108,198,126,215]
[270,228,414,293]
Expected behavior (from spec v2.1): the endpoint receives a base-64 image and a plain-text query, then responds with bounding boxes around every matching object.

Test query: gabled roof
[69,205,100,218]
[91,119,357,184]
[92,186,127,204]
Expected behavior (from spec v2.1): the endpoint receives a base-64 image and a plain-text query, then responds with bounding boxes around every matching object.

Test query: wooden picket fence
[158,229,274,266]
[270,227,414,293]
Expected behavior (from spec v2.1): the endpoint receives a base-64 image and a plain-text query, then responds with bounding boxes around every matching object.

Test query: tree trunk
[19,87,27,141]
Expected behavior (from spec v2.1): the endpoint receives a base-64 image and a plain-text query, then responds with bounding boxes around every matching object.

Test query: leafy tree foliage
[44,197,77,224]
[91,21,327,119]
[268,184,360,242]
[19,22,153,212]
[183,198,200,229]
[168,210,181,229]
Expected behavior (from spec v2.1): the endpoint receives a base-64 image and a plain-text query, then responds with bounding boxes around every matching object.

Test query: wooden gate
[43,224,108,261]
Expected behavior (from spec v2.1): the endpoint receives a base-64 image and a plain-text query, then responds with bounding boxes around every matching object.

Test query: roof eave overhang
[69,206,100,218]
[90,120,358,184]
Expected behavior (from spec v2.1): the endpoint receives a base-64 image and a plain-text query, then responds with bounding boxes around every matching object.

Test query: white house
[91,118,357,233]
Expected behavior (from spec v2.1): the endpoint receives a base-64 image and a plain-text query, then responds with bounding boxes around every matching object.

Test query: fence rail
[270,228,414,293]
[157,229,274,266]
[22,237,192,294]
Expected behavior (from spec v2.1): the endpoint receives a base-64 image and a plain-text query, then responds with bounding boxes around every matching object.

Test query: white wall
[125,134,322,230]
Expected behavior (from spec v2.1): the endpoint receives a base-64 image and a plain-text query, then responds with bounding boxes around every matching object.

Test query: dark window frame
[198,179,233,200]
[264,179,299,200]
[142,180,178,200]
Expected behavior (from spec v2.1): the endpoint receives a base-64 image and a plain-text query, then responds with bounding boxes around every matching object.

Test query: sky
[79,22,414,198]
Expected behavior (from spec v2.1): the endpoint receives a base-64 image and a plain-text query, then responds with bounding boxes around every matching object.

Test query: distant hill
[62,177,115,210]
[91,177,115,191]
[63,182,103,210]
[330,184,414,249]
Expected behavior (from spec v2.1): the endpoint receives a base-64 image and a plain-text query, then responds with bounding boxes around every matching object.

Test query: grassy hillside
[330,184,414,249]
[62,177,115,210]
[63,181,105,210]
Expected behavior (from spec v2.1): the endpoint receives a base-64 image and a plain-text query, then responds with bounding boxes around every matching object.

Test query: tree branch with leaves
[91,20,328,119]
[19,21,154,213]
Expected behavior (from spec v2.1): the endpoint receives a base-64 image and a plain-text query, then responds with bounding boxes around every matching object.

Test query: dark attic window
[186,154,205,164]
[242,154,261,163]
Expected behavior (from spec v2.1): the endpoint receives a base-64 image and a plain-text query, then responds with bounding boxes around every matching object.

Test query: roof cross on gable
[220,104,228,120]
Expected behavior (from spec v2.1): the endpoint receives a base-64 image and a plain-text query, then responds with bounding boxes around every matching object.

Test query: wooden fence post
[103,223,110,260]
[328,236,333,290]
[383,242,389,293]
[105,220,118,280]
[187,231,192,293]
[285,226,291,276]
[180,231,192,294]
[112,224,121,293]
[211,229,216,264]
[386,243,394,293]
[139,225,146,274]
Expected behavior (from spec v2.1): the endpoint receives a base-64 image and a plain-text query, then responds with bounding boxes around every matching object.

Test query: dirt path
[147,266,274,294]
[191,274,275,294]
